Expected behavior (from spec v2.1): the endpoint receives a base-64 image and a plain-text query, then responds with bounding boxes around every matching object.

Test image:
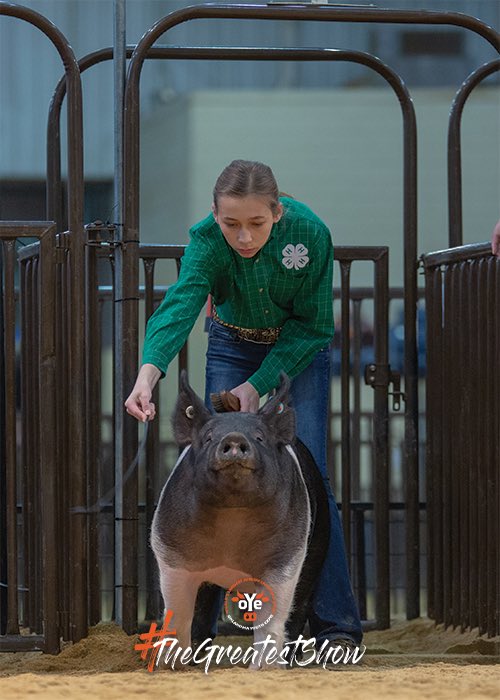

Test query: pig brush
[210,390,241,412]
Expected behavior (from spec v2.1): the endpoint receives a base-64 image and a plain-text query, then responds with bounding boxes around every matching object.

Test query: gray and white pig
[150,371,329,665]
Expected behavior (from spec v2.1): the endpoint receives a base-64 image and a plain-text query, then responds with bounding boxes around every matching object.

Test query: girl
[125,159,362,652]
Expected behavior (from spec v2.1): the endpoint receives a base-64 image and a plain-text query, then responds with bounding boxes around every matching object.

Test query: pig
[150,371,329,667]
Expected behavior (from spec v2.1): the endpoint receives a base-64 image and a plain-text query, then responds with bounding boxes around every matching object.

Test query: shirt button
[265,310,269,314]
[255,258,260,263]
[259,288,264,293]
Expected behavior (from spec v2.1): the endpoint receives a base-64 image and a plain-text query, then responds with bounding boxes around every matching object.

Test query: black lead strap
[71,420,150,515]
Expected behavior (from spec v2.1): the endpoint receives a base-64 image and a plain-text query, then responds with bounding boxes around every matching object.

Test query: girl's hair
[213,160,282,215]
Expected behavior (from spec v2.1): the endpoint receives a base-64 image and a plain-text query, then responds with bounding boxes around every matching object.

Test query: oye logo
[232,590,270,621]
[224,577,276,631]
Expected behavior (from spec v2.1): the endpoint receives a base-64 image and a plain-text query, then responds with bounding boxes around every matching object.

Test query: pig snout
[213,432,256,471]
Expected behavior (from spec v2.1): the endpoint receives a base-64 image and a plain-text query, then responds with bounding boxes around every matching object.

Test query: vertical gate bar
[58,244,71,641]
[66,66,87,648]
[38,226,59,653]
[477,259,488,635]
[442,265,452,628]
[449,265,460,629]
[86,239,101,626]
[351,299,362,499]
[354,508,367,620]
[458,262,470,631]
[469,260,479,630]
[36,255,46,634]
[434,265,444,626]
[423,265,432,621]
[68,205,89,641]
[34,255,44,635]
[339,261,352,559]
[495,258,500,637]
[2,241,20,635]
[114,0,140,634]
[24,258,38,631]
[110,255,117,623]
[19,256,29,629]
[143,257,160,622]
[0,243,6,635]
[373,251,390,628]
[401,89,419,624]
[424,265,439,621]
[486,258,496,638]
[19,252,39,630]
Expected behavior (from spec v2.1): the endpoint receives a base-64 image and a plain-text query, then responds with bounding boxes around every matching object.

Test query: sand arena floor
[0,618,498,700]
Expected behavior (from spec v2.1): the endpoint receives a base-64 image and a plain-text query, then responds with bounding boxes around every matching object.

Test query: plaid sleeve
[141,234,216,374]
[247,225,334,396]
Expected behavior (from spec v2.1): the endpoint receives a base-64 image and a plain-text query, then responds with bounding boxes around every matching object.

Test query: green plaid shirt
[142,197,334,396]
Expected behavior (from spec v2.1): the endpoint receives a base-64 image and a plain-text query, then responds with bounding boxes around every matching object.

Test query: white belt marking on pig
[155,444,191,507]
[282,444,312,579]
[285,444,312,529]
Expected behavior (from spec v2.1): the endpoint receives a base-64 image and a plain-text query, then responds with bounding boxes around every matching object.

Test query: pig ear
[258,372,295,444]
[172,370,211,446]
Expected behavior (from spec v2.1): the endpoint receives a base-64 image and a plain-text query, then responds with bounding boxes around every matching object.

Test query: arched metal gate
[0,2,498,652]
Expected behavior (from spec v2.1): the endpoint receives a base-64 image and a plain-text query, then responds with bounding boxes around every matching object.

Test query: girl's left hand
[230,381,260,413]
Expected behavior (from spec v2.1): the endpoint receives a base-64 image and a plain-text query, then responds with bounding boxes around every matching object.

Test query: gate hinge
[364,363,405,411]
[85,220,122,249]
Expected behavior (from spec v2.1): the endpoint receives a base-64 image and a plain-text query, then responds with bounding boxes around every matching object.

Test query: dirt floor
[0,618,498,700]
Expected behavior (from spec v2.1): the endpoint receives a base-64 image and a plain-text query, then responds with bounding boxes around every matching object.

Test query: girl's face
[213,195,283,258]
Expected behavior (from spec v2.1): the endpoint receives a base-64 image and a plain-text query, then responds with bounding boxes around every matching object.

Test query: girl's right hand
[124,364,162,422]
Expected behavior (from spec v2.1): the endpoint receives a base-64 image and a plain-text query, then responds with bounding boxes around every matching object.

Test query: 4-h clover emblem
[282,243,309,270]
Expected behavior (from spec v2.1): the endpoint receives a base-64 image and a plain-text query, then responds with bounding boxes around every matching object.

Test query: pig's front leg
[157,562,200,665]
[250,570,302,670]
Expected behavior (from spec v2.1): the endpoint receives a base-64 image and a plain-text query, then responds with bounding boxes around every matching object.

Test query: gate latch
[85,220,120,248]
[364,363,405,411]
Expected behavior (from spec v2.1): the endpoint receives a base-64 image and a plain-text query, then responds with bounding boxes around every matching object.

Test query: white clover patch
[282,243,309,270]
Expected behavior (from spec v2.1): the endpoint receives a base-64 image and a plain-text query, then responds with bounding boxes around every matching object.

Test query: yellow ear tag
[277,402,284,414]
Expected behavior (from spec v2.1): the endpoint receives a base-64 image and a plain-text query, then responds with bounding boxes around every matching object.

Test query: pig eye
[204,431,213,443]
[255,432,265,443]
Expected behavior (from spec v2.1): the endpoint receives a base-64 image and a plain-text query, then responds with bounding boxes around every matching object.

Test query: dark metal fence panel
[423,243,499,637]
[0,223,58,652]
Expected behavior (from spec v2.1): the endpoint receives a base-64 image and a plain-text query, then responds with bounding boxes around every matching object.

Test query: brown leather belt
[212,307,281,344]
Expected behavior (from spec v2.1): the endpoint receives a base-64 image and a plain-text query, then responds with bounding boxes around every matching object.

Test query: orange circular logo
[224,577,276,631]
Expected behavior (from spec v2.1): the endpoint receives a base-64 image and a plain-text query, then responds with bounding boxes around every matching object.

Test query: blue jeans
[204,320,363,645]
